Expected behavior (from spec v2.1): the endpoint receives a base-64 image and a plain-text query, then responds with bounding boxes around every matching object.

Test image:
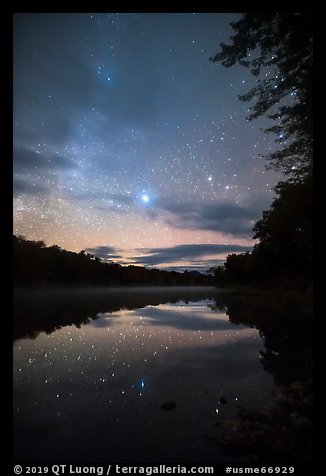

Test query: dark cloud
[14,115,72,146]
[14,146,75,173]
[130,243,251,267]
[65,191,263,239]
[85,245,123,261]
[155,200,265,237]
[13,178,48,197]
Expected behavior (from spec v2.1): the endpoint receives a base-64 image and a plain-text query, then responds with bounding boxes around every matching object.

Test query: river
[13,287,312,464]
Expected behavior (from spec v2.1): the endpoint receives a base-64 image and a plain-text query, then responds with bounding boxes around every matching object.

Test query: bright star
[141,194,149,203]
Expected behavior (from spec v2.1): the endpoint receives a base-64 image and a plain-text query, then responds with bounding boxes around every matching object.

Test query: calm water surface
[13,287,276,463]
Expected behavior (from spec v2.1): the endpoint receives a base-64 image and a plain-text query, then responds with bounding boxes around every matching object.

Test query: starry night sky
[13,13,283,272]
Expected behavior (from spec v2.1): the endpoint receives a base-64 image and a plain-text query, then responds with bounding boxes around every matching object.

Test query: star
[13,13,284,272]
[141,194,150,203]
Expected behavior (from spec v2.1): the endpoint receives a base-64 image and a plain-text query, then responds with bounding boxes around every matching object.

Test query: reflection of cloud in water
[92,309,141,327]
[91,302,248,332]
[13,287,218,341]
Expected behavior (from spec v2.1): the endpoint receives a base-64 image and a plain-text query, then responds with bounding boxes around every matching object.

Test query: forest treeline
[13,235,212,287]
[210,174,312,288]
[210,13,313,289]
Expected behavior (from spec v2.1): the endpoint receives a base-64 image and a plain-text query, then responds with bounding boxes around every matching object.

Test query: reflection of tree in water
[14,288,312,463]
[210,291,313,464]
[13,287,217,341]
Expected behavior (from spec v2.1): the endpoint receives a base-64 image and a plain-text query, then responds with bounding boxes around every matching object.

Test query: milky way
[13,13,282,271]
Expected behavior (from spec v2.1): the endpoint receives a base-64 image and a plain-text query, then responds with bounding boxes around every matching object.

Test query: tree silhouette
[253,174,313,276]
[211,174,312,288]
[209,14,313,288]
[13,235,212,287]
[210,13,313,177]
[210,291,312,463]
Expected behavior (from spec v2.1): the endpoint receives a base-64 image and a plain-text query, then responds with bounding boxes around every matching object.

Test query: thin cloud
[85,245,123,261]
[155,199,265,237]
[129,243,251,267]
[13,178,48,197]
[14,145,74,172]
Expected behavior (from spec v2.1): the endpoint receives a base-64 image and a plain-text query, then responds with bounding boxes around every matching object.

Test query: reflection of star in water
[141,194,149,203]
